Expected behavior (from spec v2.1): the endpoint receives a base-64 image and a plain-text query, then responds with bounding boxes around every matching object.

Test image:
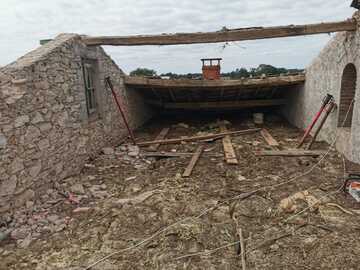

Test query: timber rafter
[83,20,356,46]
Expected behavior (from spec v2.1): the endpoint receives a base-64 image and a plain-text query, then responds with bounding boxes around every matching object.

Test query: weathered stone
[38,122,52,132]
[73,207,91,214]
[14,115,30,128]
[14,189,35,208]
[11,227,29,240]
[29,162,42,177]
[10,158,24,174]
[0,175,17,196]
[37,138,50,151]
[31,112,44,124]
[70,183,85,194]
[102,147,115,155]
[25,126,41,142]
[0,134,7,149]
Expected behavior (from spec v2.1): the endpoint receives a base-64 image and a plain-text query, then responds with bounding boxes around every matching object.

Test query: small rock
[26,201,34,209]
[125,176,137,181]
[47,215,60,224]
[177,123,189,129]
[0,134,7,149]
[102,147,115,155]
[0,230,11,242]
[128,145,140,157]
[73,207,91,214]
[237,175,246,181]
[11,227,29,240]
[18,235,32,248]
[70,184,85,194]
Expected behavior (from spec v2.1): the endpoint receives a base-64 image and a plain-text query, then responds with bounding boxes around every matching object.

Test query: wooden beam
[255,150,325,157]
[83,20,356,46]
[137,128,261,146]
[260,129,280,147]
[147,128,170,151]
[146,99,287,110]
[219,122,238,165]
[183,145,204,177]
[141,152,192,158]
[124,74,305,89]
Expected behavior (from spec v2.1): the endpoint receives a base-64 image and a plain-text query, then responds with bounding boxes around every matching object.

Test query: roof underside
[124,74,305,110]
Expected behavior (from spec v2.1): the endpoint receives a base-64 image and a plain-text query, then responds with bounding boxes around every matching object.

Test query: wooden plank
[255,150,325,157]
[147,128,170,151]
[124,74,305,89]
[183,146,204,177]
[219,123,238,165]
[137,128,261,146]
[260,129,279,147]
[146,99,287,110]
[141,152,192,158]
[83,20,356,46]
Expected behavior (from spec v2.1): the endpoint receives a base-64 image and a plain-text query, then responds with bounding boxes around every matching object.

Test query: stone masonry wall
[0,34,152,213]
[284,15,360,163]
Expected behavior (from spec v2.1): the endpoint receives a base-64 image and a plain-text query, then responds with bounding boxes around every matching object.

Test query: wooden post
[183,146,204,177]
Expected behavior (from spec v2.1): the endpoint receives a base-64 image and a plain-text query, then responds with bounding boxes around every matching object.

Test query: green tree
[130,68,157,77]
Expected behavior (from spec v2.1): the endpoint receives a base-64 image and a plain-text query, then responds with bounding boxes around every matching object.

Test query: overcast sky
[0,0,355,74]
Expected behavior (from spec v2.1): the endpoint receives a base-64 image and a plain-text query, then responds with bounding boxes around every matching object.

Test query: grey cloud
[0,0,355,73]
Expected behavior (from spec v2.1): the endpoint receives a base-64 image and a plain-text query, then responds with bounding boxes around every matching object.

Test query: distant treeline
[130,64,304,79]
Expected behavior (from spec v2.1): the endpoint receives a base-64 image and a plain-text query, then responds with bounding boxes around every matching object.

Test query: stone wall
[284,15,360,163]
[0,34,152,213]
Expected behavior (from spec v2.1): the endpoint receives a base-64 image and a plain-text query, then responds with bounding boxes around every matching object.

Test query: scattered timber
[260,129,279,147]
[183,146,204,177]
[146,99,287,110]
[83,20,356,46]
[255,150,325,157]
[125,75,305,89]
[137,128,261,146]
[219,122,238,165]
[147,127,170,151]
[141,152,193,158]
[239,228,246,270]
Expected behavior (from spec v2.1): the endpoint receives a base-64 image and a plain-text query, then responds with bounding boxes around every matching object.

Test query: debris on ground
[1,115,360,270]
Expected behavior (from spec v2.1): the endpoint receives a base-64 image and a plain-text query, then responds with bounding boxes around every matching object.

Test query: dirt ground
[1,112,360,270]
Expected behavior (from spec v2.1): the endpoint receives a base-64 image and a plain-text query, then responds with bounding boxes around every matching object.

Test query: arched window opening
[338,63,357,127]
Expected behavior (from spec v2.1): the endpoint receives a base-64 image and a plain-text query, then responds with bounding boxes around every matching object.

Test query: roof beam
[124,74,305,89]
[83,20,356,46]
[146,99,287,110]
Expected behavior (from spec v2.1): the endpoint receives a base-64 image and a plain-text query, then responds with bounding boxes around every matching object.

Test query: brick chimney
[201,58,222,80]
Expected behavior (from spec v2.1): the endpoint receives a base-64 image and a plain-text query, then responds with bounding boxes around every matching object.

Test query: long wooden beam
[137,128,261,146]
[146,99,287,110]
[83,20,356,46]
[124,74,305,89]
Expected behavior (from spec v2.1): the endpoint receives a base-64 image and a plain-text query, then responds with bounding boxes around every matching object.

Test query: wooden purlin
[145,99,287,110]
[124,74,305,89]
[83,20,356,46]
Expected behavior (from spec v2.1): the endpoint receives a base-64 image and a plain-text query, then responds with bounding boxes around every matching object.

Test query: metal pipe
[307,102,336,150]
[297,94,333,148]
[105,77,137,145]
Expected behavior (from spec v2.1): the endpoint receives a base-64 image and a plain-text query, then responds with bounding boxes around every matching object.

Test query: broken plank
[141,152,193,158]
[147,127,170,151]
[137,128,261,147]
[219,123,238,165]
[183,146,204,178]
[260,129,279,147]
[255,150,325,157]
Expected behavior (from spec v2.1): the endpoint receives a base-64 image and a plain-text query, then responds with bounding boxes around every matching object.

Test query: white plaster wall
[285,21,360,163]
